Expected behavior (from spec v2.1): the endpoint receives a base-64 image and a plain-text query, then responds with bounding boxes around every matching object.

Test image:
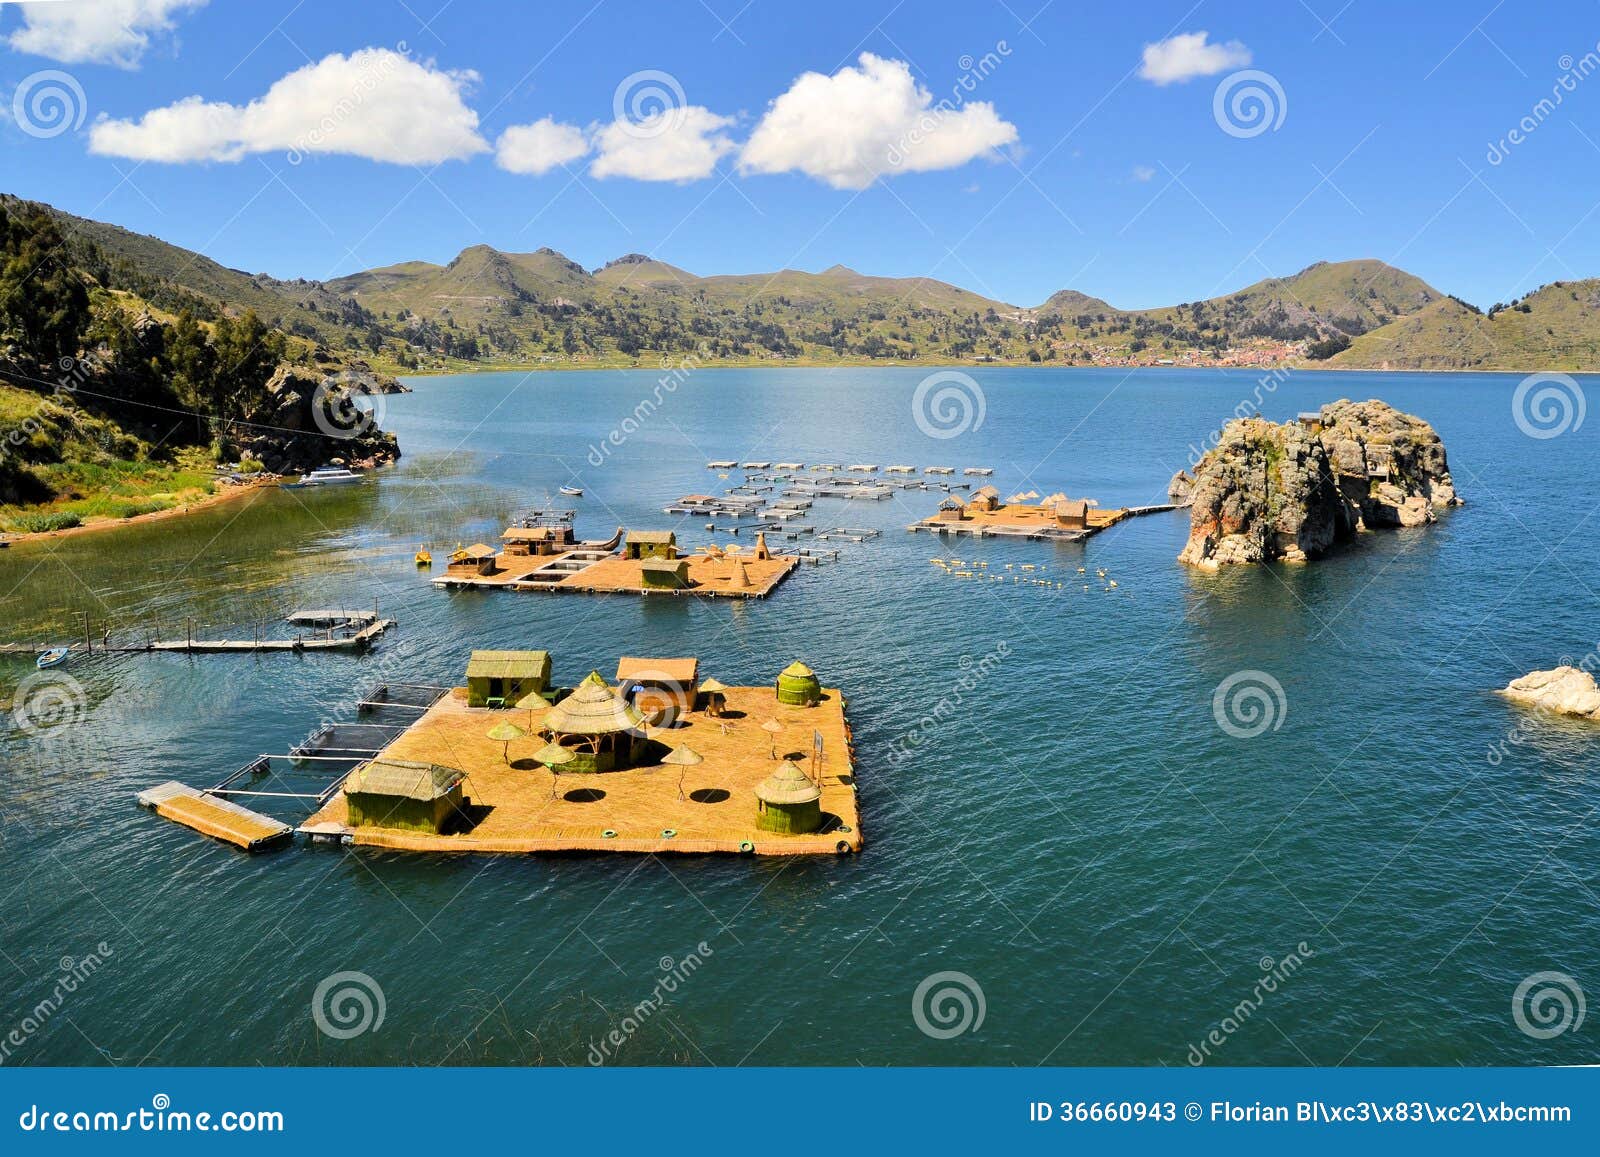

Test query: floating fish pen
[848,464,879,473]
[924,466,956,475]
[137,682,451,850]
[740,461,771,469]
[963,467,995,476]
[885,465,917,474]
[773,461,805,470]
[816,527,882,542]
[706,459,738,469]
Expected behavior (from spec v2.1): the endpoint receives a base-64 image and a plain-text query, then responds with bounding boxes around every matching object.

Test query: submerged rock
[1499,666,1600,721]
[1178,398,1460,568]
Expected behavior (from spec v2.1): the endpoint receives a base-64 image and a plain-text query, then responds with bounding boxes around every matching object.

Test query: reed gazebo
[538,671,647,773]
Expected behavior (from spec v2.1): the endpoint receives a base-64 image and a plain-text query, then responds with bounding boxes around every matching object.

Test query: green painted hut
[774,660,822,706]
[625,530,678,560]
[639,558,691,589]
[541,671,647,773]
[466,649,551,708]
[755,760,823,834]
[344,759,467,834]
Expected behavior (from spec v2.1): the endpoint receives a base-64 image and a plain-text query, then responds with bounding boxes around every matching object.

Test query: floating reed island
[908,484,1176,542]
[430,517,799,599]
[294,652,860,856]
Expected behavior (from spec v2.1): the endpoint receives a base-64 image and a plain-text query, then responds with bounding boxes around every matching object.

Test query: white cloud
[1131,164,1155,182]
[739,53,1018,190]
[589,106,735,182]
[1138,31,1251,85]
[88,47,488,163]
[495,116,589,175]
[7,0,206,68]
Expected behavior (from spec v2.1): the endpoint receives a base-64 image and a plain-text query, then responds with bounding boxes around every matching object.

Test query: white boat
[289,467,363,487]
[559,485,584,497]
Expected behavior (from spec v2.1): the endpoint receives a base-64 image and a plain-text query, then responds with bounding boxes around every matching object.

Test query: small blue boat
[35,647,69,669]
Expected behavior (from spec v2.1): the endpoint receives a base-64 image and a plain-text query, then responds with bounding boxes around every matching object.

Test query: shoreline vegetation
[1,473,271,547]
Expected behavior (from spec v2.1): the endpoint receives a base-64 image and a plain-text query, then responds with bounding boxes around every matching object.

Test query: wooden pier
[0,610,393,656]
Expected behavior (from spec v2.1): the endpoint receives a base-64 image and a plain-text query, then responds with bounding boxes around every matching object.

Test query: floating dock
[298,684,860,856]
[136,782,293,851]
[0,610,393,656]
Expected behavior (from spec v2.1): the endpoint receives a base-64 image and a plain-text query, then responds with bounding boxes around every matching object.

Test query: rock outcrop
[1178,398,1460,568]
[1499,666,1600,721]
[1167,469,1195,507]
[232,364,400,476]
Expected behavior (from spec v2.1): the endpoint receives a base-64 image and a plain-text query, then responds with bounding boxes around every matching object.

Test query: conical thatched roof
[543,671,646,735]
[661,745,703,766]
[780,661,814,678]
[699,677,728,693]
[756,760,820,805]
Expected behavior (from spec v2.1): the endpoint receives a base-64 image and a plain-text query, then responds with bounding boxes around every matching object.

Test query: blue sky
[2,0,1598,309]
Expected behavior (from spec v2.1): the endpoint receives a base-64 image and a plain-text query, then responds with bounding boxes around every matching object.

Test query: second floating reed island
[1171,398,1461,568]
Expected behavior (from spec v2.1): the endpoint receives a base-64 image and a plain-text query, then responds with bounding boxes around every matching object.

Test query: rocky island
[1178,399,1460,568]
[1499,666,1600,721]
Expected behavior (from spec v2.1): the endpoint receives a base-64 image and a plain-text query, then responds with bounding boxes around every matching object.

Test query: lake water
[1,366,1596,1066]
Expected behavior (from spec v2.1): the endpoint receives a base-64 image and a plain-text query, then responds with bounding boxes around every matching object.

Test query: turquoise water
[1,366,1596,1066]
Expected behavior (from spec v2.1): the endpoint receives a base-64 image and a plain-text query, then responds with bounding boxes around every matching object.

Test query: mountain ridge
[15,195,1600,374]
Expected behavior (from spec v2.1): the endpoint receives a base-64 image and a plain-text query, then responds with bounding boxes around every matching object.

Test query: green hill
[14,194,1600,374]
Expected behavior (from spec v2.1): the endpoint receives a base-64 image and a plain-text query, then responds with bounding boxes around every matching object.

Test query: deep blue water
[1,366,1596,1066]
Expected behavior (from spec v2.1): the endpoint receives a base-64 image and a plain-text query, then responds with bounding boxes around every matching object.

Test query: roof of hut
[502,526,559,541]
[626,529,677,544]
[640,558,688,576]
[755,761,821,805]
[345,759,465,801]
[543,671,647,734]
[973,484,1001,499]
[459,543,497,558]
[779,661,816,679]
[466,649,550,678]
[616,656,699,684]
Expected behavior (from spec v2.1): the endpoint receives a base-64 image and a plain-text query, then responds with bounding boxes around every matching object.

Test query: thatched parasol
[486,721,527,764]
[534,741,575,797]
[761,717,784,759]
[662,744,705,799]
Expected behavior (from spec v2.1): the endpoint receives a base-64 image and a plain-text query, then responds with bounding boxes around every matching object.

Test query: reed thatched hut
[448,543,498,576]
[466,650,551,708]
[775,660,822,707]
[502,525,574,557]
[639,558,690,589]
[755,760,823,834]
[625,530,678,560]
[542,671,647,772]
[344,759,467,834]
